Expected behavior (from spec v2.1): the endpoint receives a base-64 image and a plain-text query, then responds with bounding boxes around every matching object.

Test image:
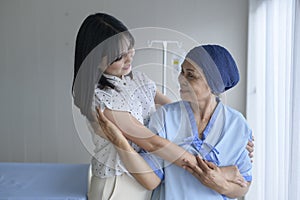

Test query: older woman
[97,44,252,199]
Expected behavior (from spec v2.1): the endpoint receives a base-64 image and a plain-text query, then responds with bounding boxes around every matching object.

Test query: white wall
[0,0,248,164]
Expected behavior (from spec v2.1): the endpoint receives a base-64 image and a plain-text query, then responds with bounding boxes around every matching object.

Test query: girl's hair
[72,13,134,120]
[73,13,134,90]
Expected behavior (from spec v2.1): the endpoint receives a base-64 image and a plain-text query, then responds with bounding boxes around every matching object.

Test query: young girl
[72,13,171,200]
[72,13,252,200]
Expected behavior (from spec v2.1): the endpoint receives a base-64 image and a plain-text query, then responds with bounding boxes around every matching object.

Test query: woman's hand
[182,155,248,196]
[219,165,247,187]
[183,155,229,192]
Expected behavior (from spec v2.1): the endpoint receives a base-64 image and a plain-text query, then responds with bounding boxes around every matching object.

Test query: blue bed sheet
[0,162,89,200]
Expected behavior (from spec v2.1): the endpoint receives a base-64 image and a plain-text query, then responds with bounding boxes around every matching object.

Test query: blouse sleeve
[95,88,131,112]
[134,71,157,101]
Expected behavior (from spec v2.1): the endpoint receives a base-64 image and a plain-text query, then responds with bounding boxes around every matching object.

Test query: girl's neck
[103,73,124,80]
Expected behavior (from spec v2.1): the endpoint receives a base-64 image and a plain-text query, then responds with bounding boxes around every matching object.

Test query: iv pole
[148,40,182,95]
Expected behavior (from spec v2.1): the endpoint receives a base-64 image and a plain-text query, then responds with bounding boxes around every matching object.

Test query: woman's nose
[129,48,135,57]
[178,74,186,85]
[126,48,135,58]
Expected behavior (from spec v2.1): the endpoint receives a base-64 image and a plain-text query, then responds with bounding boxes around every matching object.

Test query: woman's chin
[180,94,197,103]
[180,94,190,101]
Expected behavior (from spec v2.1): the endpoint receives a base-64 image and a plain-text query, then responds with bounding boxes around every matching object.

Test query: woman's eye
[181,70,194,79]
[187,73,194,78]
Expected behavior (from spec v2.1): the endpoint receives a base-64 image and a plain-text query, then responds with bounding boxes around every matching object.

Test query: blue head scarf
[185,45,240,94]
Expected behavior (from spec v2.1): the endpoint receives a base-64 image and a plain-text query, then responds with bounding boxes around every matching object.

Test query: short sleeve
[147,106,167,139]
[141,72,157,95]
[95,88,131,112]
[133,71,157,101]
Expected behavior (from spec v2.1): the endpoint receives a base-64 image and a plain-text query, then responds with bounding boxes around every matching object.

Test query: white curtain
[246,0,300,199]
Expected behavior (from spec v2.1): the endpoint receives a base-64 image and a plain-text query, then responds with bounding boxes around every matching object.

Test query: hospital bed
[0,162,90,200]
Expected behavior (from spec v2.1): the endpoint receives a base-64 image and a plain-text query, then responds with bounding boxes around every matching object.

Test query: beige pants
[88,174,152,200]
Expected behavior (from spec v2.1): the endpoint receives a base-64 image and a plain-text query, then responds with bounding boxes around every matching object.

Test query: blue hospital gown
[146,100,252,200]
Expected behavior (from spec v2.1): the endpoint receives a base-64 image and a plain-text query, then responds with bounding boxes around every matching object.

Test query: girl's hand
[246,135,254,162]
[96,107,127,146]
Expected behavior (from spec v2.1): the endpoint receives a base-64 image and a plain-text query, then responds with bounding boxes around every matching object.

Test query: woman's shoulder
[221,103,246,120]
[221,103,252,133]
[156,101,186,114]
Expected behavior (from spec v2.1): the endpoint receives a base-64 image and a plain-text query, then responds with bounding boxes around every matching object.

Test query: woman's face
[105,47,135,77]
[178,59,212,102]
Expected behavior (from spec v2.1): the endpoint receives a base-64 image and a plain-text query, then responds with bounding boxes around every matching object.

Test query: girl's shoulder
[131,70,145,77]
[94,88,113,104]
[132,70,154,83]
[95,87,112,96]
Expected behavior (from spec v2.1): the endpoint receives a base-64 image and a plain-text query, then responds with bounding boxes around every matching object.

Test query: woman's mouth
[180,89,189,93]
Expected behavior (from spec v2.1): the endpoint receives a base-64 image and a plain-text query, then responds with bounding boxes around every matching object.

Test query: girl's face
[178,59,212,102]
[105,40,135,78]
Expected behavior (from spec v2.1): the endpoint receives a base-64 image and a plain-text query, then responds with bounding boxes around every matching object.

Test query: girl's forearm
[125,133,197,168]
[114,142,161,190]
[104,109,198,168]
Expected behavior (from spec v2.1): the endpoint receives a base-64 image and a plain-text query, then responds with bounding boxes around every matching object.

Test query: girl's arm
[96,107,161,190]
[103,108,197,167]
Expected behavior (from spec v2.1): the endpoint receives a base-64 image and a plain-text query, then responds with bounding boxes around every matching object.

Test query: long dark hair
[73,13,134,90]
[72,13,134,120]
